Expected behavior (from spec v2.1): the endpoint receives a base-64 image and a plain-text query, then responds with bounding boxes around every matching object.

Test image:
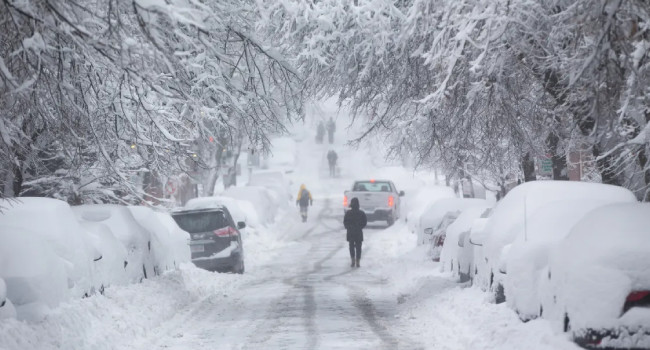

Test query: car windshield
[353,181,392,192]
[172,211,228,233]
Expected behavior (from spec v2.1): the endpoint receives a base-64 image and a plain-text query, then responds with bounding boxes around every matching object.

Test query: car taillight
[622,290,650,314]
[388,195,394,207]
[343,195,348,207]
[213,227,238,237]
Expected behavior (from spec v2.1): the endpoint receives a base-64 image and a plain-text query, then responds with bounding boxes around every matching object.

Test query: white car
[248,169,293,204]
[439,204,492,281]
[504,198,636,321]
[540,203,650,349]
[470,181,637,304]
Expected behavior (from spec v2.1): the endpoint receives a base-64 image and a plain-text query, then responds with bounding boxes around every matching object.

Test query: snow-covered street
[0,115,582,350]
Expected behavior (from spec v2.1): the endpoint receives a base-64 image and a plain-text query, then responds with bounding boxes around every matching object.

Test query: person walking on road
[327,150,338,177]
[327,117,336,144]
[344,197,367,268]
[316,121,325,144]
[296,184,313,222]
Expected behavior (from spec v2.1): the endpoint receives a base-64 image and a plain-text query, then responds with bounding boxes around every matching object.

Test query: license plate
[191,245,204,253]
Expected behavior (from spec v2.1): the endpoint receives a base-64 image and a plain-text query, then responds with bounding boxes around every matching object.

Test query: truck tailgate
[346,191,389,210]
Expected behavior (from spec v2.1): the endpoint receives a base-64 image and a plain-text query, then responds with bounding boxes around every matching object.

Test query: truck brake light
[343,195,348,207]
[388,195,394,207]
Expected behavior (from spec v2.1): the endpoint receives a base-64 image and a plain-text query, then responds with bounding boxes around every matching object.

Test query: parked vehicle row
[0,197,190,321]
[435,181,650,349]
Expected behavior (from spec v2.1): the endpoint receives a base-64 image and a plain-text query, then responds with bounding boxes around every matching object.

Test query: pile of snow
[472,181,637,300]
[541,203,650,347]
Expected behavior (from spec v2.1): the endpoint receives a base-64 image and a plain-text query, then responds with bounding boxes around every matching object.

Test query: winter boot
[355,259,360,268]
[351,257,355,267]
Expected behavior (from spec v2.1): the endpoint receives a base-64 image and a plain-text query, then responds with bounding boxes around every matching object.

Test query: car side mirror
[458,232,469,248]
[469,232,484,246]
[424,228,434,235]
[399,191,405,197]
[237,221,246,229]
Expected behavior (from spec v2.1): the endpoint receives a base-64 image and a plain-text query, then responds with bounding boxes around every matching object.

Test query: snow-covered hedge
[0,198,190,321]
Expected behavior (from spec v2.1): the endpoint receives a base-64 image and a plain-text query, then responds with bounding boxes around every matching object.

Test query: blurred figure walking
[344,197,367,267]
[316,121,325,144]
[327,150,338,177]
[327,117,336,144]
[296,184,313,222]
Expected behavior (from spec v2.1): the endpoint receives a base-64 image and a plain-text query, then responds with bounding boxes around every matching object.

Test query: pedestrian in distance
[316,121,325,144]
[344,197,367,268]
[296,184,313,222]
[327,150,338,177]
[327,117,336,144]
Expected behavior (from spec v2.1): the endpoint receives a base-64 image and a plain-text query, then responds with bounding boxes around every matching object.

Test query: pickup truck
[344,180,405,226]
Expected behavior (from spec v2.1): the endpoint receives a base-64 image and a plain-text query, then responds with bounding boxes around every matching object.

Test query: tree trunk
[593,144,621,186]
[546,133,568,180]
[521,152,536,182]
[637,147,650,202]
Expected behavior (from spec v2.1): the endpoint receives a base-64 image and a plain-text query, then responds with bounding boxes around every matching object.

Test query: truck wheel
[387,216,395,226]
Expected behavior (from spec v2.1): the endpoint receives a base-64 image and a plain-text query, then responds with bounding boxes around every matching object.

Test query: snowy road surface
[0,113,580,350]
[127,198,423,350]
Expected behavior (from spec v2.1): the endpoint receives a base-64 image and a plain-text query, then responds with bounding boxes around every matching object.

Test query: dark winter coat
[344,198,367,242]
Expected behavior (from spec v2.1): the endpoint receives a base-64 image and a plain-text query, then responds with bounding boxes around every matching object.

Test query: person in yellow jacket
[296,184,313,222]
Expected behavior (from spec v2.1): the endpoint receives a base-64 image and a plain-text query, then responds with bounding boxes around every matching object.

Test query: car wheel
[234,260,245,274]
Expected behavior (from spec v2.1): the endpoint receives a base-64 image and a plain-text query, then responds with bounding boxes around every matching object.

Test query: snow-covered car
[505,198,637,322]
[0,277,16,320]
[344,180,404,226]
[469,181,637,304]
[184,196,260,228]
[172,207,246,274]
[0,226,69,321]
[77,220,129,291]
[540,203,650,349]
[0,197,95,298]
[222,186,279,224]
[418,198,487,251]
[129,206,191,273]
[405,186,456,235]
[439,204,492,280]
[73,205,156,283]
[248,169,292,204]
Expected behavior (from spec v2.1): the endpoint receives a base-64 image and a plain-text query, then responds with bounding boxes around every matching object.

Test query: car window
[353,181,392,192]
[172,211,228,233]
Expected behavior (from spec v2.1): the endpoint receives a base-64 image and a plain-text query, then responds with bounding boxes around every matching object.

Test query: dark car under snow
[172,207,245,274]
